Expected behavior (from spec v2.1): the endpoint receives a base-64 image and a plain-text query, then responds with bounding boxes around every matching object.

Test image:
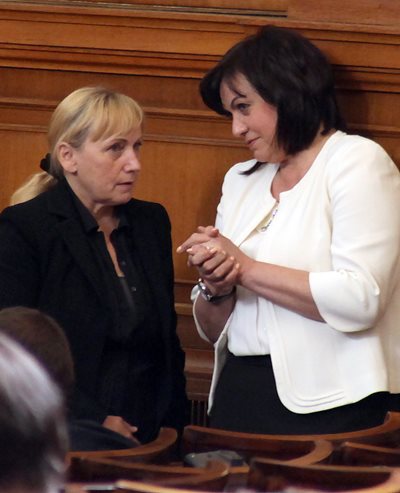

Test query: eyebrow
[106,135,141,144]
[103,135,126,143]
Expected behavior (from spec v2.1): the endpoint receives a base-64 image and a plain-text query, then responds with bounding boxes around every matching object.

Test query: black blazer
[0,180,188,434]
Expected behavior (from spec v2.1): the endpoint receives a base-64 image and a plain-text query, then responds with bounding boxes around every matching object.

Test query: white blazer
[193,131,400,414]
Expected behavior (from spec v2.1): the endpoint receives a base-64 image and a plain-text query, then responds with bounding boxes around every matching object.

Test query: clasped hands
[177,226,243,296]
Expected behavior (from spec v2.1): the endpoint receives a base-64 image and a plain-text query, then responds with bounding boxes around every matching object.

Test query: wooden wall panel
[0,128,47,204]
[289,0,400,26]
[0,1,399,405]
[79,0,288,14]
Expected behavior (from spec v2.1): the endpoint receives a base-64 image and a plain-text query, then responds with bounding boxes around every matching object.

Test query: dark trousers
[210,352,395,434]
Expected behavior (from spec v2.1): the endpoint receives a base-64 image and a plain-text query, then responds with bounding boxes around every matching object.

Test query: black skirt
[209,352,394,434]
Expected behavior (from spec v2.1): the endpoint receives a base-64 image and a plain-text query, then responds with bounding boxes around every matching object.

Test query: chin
[111,196,131,207]
[254,152,270,163]
[119,196,133,204]
[255,151,283,164]
[253,142,284,163]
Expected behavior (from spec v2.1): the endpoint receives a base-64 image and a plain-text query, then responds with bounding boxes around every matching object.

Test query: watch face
[198,281,212,301]
[198,280,235,303]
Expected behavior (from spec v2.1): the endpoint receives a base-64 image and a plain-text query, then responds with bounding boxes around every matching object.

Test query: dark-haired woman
[177,25,400,434]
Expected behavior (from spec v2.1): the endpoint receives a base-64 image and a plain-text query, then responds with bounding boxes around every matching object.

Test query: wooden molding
[0,4,399,78]
[3,0,288,14]
[1,97,399,138]
[289,0,400,27]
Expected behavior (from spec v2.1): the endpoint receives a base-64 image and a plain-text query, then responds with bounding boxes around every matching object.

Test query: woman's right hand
[103,415,141,444]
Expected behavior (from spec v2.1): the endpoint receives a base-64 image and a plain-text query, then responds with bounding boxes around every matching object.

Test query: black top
[0,179,189,443]
[67,185,166,442]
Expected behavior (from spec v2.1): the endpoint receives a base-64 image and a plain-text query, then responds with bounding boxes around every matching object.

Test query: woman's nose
[125,149,141,171]
[232,115,247,138]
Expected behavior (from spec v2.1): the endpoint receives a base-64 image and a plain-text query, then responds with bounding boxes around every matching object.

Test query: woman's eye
[134,141,143,152]
[109,142,124,152]
[237,103,249,112]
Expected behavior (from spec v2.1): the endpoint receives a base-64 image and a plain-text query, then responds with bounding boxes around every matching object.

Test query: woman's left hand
[177,226,249,290]
[176,225,219,254]
[177,226,240,258]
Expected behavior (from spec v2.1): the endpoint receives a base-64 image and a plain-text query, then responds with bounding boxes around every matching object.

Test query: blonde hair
[11,86,144,205]
[10,172,54,206]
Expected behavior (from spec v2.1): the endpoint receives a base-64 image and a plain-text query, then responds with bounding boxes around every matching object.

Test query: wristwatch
[197,280,236,303]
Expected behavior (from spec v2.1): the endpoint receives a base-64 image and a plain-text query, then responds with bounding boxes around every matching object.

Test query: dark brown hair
[200,25,346,170]
[0,306,75,400]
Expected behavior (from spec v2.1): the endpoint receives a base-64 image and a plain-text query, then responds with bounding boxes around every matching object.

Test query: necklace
[258,204,279,233]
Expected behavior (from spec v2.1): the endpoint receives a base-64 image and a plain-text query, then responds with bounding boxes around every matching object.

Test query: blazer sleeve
[0,207,110,424]
[153,205,189,430]
[309,139,400,331]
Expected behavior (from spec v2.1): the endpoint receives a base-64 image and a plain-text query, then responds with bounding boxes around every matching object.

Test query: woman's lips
[247,137,259,149]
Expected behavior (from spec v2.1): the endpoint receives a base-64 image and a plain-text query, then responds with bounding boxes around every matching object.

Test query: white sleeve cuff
[310,270,380,332]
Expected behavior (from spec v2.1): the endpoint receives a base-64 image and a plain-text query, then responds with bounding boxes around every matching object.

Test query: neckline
[257,201,279,233]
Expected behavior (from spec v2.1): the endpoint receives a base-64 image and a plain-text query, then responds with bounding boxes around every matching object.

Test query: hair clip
[39,153,52,173]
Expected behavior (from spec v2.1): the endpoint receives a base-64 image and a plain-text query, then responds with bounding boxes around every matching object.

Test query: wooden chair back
[65,472,400,493]
[183,412,400,453]
[182,426,333,464]
[247,457,398,492]
[68,458,229,491]
[67,427,177,464]
[115,480,228,493]
[334,441,400,467]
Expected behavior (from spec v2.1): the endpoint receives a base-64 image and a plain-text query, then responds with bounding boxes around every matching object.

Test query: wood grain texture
[0,0,399,403]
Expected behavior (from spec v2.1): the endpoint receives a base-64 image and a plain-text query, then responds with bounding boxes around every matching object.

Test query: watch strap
[197,280,236,303]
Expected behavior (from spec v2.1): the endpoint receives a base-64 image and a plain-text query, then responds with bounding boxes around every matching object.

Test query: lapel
[45,181,109,304]
[122,201,172,348]
[123,201,165,300]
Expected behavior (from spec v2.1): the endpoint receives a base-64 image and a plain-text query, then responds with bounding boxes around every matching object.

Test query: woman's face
[61,126,143,214]
[220,73,286,163]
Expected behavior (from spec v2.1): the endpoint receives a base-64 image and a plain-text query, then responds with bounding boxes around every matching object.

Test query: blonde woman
[0,87,188,444]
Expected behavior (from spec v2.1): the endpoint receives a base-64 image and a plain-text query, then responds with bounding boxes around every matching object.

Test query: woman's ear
[57,143,78,174]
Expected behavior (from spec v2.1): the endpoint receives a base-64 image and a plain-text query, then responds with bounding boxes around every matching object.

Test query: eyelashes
[107,140,143,154]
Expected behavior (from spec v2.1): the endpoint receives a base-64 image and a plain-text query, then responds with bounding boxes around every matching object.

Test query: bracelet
[197,280,236,303]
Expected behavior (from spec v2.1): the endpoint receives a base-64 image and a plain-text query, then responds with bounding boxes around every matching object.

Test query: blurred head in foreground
[0,331,67,493]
